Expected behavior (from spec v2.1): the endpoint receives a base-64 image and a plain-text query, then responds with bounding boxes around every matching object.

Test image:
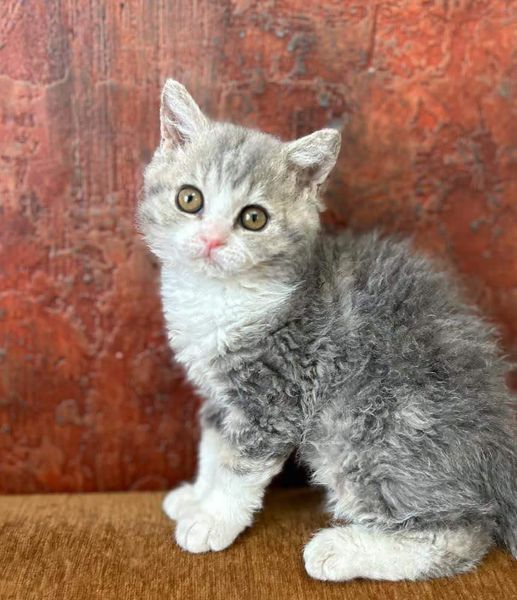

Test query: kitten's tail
[493,448,517,558]
[498,504,517,559]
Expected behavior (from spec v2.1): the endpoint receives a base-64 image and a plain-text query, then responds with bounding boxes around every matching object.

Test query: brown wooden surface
[1,488,516,600]
[0,1,516,493]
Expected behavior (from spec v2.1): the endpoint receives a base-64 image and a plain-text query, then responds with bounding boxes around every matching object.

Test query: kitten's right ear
[160,79,209,150]
[285,129,341,185]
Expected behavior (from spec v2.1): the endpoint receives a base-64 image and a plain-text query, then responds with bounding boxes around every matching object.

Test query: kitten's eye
[176,186,203,214]
[239,205,268,231]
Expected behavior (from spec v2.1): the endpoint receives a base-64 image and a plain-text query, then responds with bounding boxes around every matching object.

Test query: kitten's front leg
[166,427,286,553]
[162,427,219,521]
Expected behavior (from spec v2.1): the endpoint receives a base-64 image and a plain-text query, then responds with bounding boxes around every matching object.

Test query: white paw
[304,528,358,581]
[162,484,197,521]
[175,510,244,553]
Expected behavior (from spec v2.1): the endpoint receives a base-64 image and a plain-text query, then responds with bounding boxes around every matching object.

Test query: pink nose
[200,235,226,255]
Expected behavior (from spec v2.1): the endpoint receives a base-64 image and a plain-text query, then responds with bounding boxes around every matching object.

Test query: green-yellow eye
[240,205,268,231]
[176,186,203,213]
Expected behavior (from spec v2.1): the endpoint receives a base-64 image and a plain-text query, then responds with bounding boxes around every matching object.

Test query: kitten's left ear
[160,79,209,150]
[285,129,341,184]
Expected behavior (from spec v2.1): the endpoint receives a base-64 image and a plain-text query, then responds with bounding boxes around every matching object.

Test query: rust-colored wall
[0,1,515,493]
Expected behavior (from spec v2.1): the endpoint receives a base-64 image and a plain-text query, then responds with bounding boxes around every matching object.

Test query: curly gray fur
[138,80,516,579]
[202,232,516,542]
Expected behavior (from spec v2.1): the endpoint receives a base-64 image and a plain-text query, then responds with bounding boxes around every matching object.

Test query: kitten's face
[138,81,340,279]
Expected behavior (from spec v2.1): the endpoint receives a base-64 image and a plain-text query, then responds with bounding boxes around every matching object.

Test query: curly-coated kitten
[137,80,516,581]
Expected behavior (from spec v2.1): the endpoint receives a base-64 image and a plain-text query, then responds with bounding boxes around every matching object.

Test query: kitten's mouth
[190,247,220,265]
[202,252,221,266]
[195,252,226,274]
[192,247,243,277]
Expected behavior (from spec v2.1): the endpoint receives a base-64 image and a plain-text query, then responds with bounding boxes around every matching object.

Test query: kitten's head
[138,80,340,279]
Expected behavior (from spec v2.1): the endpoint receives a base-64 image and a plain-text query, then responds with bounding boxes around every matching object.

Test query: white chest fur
[160,266,294,390]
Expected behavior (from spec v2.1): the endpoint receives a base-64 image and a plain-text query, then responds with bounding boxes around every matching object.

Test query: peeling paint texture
[0,1,515,493]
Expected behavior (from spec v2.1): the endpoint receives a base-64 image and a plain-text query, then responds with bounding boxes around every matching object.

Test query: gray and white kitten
[138,80,517,581]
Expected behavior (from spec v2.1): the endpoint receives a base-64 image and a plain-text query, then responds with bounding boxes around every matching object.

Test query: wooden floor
[1,488,515,600]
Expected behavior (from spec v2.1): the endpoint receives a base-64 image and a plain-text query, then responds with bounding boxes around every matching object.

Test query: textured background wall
[0,1,515,493]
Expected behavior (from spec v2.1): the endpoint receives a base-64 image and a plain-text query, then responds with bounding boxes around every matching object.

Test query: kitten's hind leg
[303,524,492,581]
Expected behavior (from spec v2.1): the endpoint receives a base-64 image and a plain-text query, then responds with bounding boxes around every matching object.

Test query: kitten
[137,80,517,581]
